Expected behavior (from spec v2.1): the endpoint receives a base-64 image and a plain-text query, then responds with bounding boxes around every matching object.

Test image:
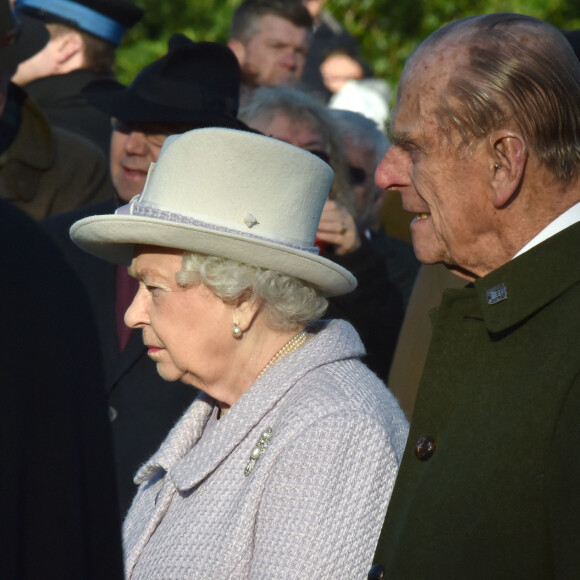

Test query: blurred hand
[316,200,361,256]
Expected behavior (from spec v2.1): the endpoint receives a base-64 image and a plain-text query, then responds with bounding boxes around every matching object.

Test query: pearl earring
[232,322,242,338]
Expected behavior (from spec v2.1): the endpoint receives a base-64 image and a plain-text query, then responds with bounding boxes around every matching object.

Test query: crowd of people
[2,0,579,578]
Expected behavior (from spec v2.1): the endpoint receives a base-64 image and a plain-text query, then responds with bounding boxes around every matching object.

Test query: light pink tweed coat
[123,319,408,579]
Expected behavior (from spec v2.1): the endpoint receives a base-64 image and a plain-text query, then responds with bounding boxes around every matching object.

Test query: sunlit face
[109,121,171,203]
[249,111,327,157]
[125,246,235,388]
[240,15,310,88]
[375,50,495,279]
[320,52,364,94]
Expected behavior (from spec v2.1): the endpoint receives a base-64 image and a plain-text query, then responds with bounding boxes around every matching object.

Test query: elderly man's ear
[489,130,527,209]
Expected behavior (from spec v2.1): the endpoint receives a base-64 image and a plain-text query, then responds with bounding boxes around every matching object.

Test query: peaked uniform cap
[82,34,250,129]
[0,0,49,70]
[70,128,357,297]
[15,0,143,45]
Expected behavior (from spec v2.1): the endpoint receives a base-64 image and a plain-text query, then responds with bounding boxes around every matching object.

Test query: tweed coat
[124,319,408,579]
[372,221,580,578]
[0,86,114,220]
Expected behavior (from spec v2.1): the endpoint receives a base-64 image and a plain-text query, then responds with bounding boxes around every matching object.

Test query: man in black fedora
[42,34,252,516]
[0,0,114,220]
[12,0,143,154]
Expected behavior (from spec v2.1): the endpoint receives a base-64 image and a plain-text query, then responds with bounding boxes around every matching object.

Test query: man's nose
[374,146,411,192]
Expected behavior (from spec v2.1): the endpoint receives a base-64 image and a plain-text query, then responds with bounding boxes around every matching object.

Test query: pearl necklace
[258,330,309,378]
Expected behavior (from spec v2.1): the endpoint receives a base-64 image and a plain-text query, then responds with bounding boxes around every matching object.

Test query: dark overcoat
[372,221,580,578]
[0,200,123,579]
[24,69,115,155]
[42,200,198,516]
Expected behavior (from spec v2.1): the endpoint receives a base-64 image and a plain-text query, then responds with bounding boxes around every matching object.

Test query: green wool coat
[373,221,580,579]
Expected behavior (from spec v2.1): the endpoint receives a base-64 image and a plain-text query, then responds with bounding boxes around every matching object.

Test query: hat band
[16,0,126,45]
[116,202,320,256]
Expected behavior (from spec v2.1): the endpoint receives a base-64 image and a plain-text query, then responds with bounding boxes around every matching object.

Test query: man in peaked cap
[42,35,252,515]
[0,0,114,220]
[12,0,143,153]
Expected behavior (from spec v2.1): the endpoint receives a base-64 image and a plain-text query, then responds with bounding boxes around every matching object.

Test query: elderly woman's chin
[151,357,185,383]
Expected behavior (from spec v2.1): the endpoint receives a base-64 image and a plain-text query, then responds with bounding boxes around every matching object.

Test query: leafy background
[117,0,580,96]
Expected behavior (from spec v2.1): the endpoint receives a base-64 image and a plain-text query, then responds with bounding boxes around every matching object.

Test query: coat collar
[435,223,580,334]
[134,319,365,491]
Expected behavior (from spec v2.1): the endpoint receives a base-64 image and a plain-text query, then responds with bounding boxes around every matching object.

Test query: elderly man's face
[375,50,495,280]
[237,15,309,88]
[110,121,172,203]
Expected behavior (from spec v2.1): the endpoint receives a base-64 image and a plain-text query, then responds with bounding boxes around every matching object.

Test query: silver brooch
[244,428,273,476]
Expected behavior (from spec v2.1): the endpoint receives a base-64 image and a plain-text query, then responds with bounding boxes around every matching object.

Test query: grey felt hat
[70,127,357,297]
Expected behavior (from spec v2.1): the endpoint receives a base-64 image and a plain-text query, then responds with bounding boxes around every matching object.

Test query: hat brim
[1,14,49,70]
[71,214,357,297]
[83,79,252,130]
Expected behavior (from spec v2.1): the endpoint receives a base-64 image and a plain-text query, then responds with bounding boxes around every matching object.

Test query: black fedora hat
[0,0,49,70]
[82,34,250,130]
[15,0,143,46]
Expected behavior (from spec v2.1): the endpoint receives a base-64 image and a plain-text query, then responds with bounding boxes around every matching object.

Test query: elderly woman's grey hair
[413,13,580,185]
[328,109,390,167]
[176,252,329,331]
[239,85,357,217]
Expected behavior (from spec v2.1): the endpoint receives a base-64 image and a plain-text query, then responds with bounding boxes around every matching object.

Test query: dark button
[368,564,384,580]
[108,406,118,422]
[414,435,436,460]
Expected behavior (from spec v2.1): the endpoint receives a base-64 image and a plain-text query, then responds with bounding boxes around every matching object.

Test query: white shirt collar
[513,200,580,259]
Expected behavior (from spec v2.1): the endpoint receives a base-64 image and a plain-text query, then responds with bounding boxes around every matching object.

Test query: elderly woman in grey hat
[71,127,408,579]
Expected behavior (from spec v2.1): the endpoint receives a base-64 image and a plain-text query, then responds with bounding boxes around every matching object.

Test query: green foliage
[116,0,580,94]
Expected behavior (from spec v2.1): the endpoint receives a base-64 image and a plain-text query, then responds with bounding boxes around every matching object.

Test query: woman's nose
[124,283,148,329]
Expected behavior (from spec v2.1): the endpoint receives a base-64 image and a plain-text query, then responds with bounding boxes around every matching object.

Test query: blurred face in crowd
[110,121,172,203]
[342,136,383,227]
[320,52,364,94]
[249,110,327,159]
[231,15,310,88]
[375,47,495,279]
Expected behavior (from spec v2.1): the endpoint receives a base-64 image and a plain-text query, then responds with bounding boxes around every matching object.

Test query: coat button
[414,435,436,460]
[368,564,384,579]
